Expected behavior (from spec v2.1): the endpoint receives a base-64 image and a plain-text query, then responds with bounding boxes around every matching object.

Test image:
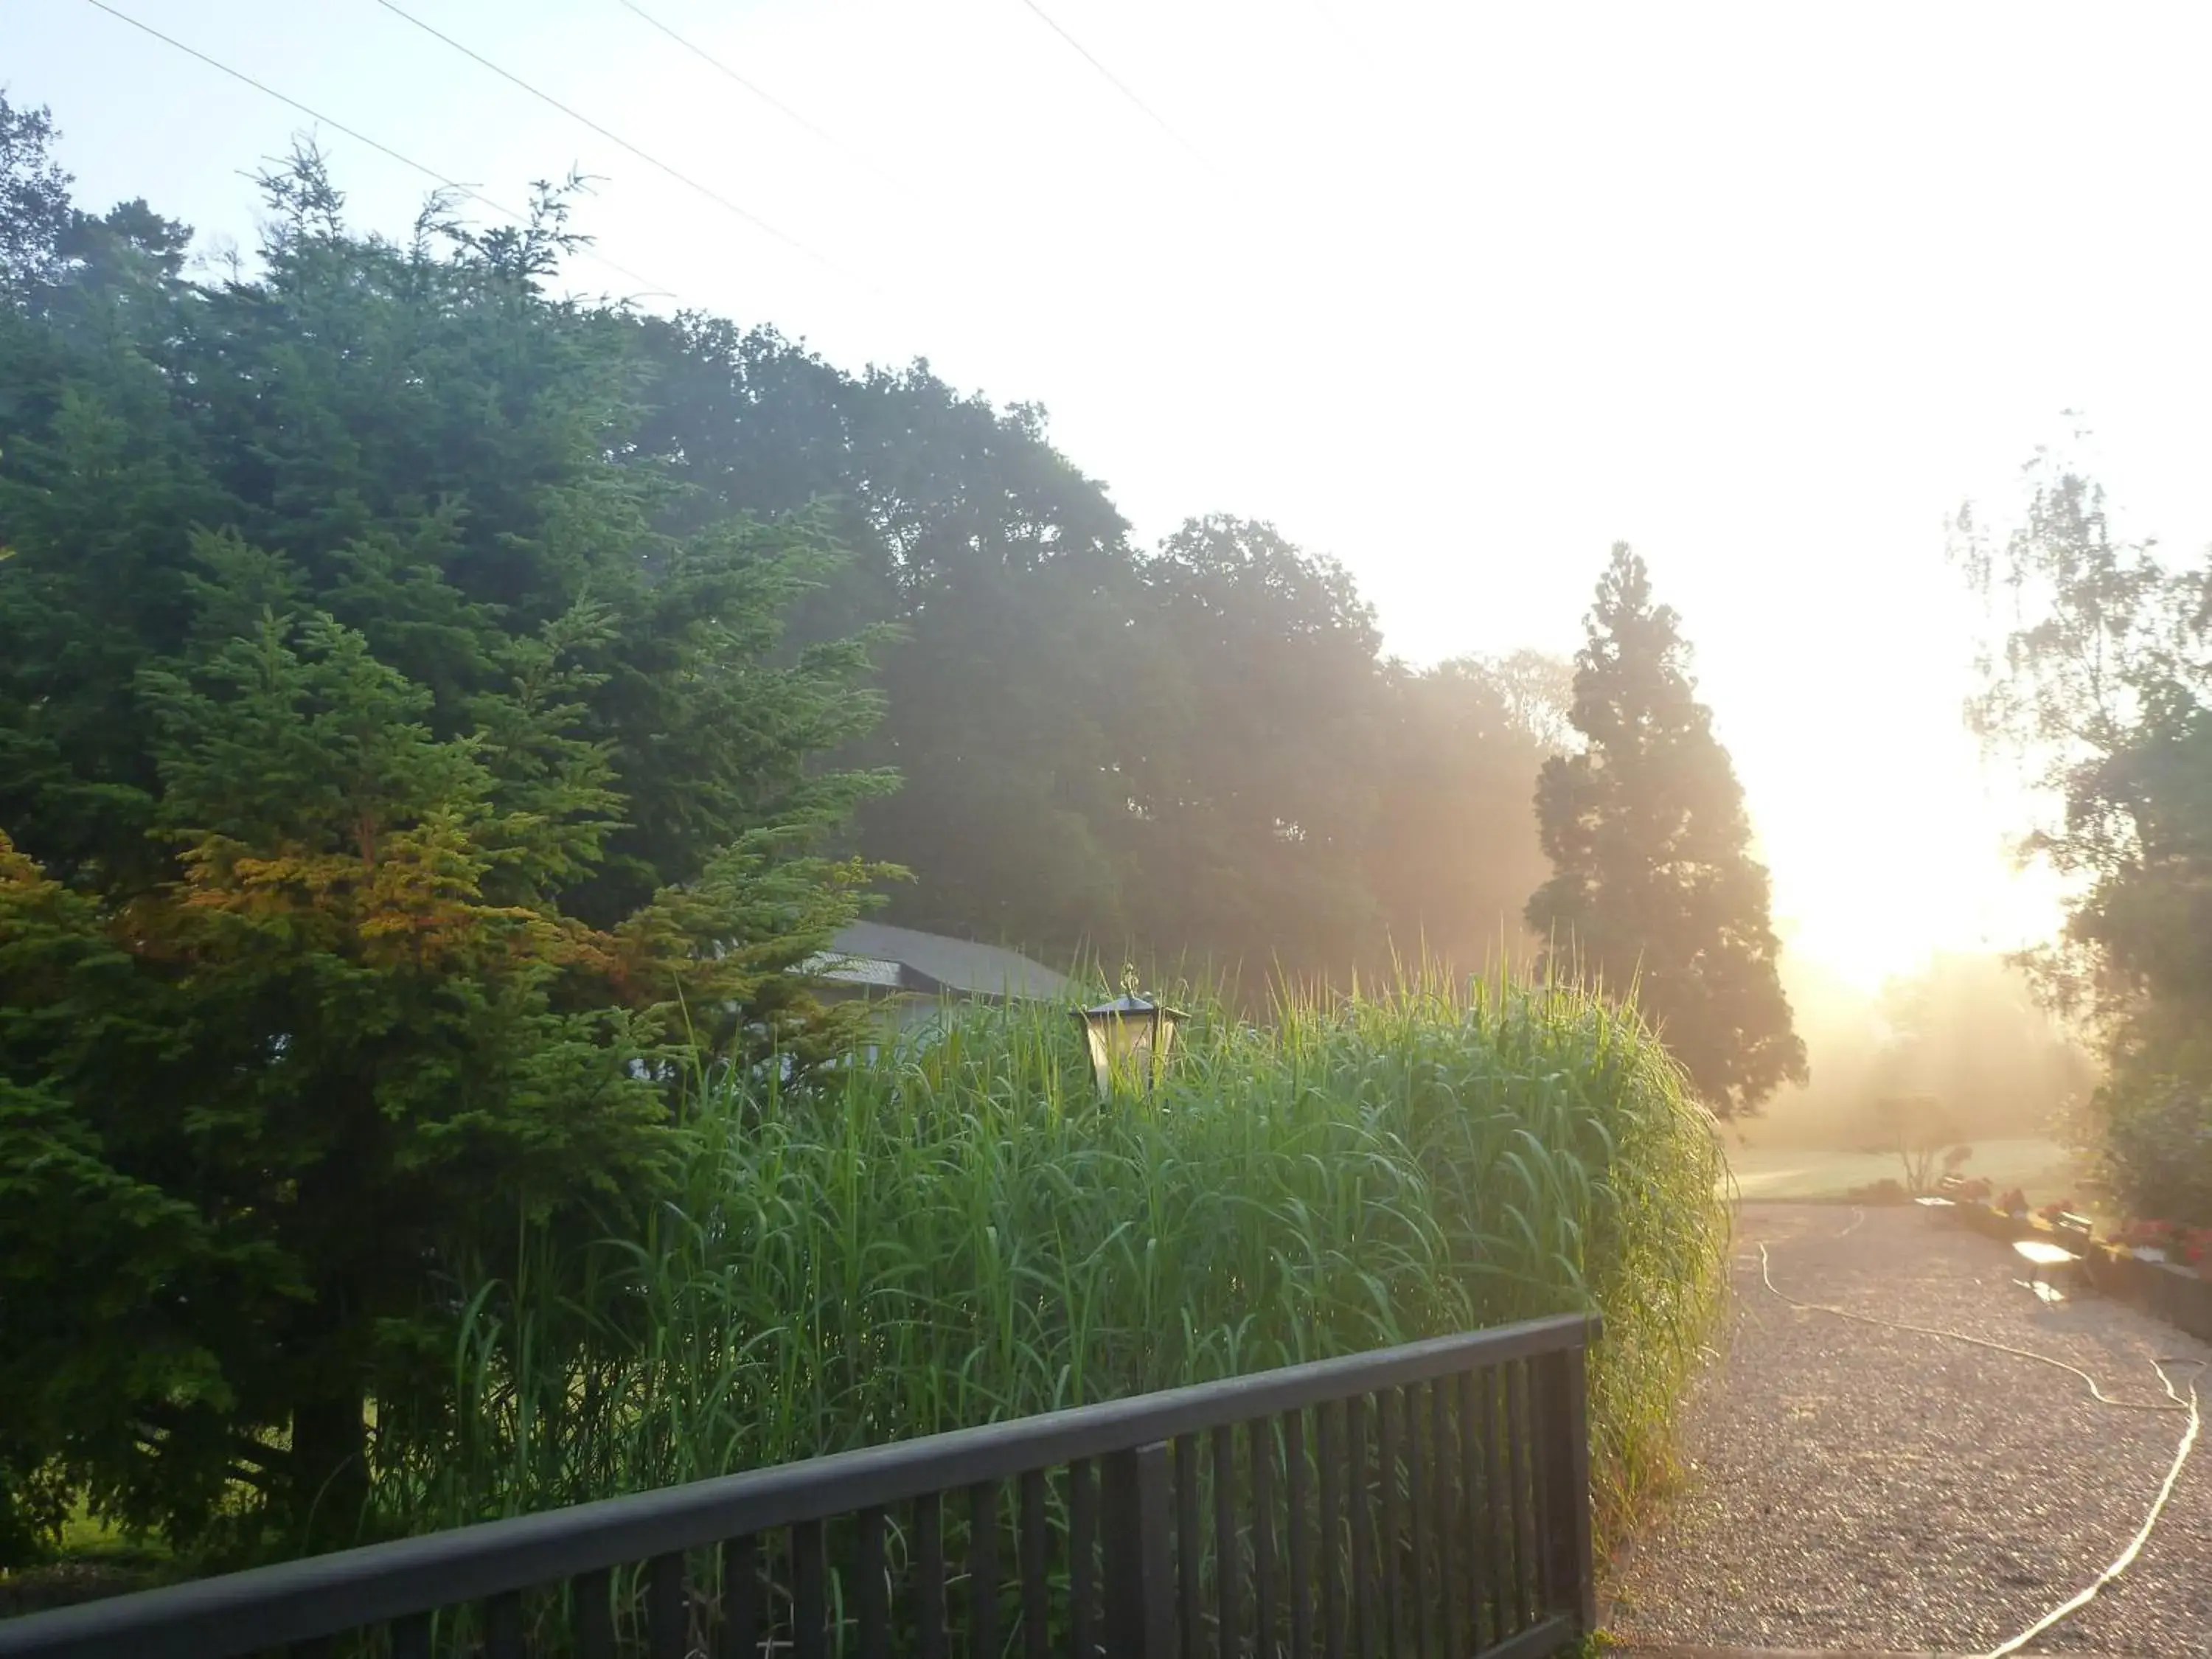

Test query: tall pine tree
[1527,545,1805,1115]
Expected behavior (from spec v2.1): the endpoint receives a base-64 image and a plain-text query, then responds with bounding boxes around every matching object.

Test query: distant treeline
[630,315,1569,985]
[0,106,1586,1558]
[0,91,1812,1564]
[2,150,1576,1004]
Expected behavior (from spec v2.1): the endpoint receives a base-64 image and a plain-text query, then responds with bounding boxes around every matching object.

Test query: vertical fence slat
[1071,1458,1099,1659]
[1287,1410,1315,1659]
[1212,1425,1238,1659]
[572,1566,614,1659]
[1102,1442,1175,1659]
[1528,1354,1559,1618]
[1408,1383,1436,1659]
[1431,1377,1465,1659]
[1494,1363,1524,1635]
[650,1551,687,1659]
[1458,1371,1487,1655]
[721,1534,760,1659]
[484,1589,525,1659]
[919,1494,950,1659]
[1548,1342,1598,1633]
[5,1330,1594,1659]
[858,1509,891,1659]
[1346,1396,1374,1659]
[1175,1434,1204,1659]
[1378,1390,1403,1659]
[1019,1470,1050,1659]
[1483,1368,1514,1641]
[1507,1361,1539,1634]
[969,1481,1001,1659]
[1252,1418,1280,1659]
[791,1520,827,1659]
[1315,1402,1345,1659]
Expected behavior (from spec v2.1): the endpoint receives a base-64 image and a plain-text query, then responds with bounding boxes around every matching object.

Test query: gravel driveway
[1601,1203,2212,1656]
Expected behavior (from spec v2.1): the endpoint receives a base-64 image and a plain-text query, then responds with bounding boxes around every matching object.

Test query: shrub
[2100,1074,2212,1229]
[1845,1178,1908,1204]
[372,968,1730,1551]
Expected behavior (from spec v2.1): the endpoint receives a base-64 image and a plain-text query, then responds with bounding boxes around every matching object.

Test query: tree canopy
[1959,458,2212,1225]
[611,313,1570,991]
[0,114,893,1558]
[0,94,1588,1562]
[1528,544,1806,1115]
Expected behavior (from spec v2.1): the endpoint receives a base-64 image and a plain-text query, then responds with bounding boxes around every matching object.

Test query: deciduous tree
[1958,456,2212,1223]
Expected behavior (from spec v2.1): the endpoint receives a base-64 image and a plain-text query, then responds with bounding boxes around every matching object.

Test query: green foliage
[2099,1076,2212,1226]
[1110,516,1388,975]
[0,96,1713,1579]
[0,126,892,1559]
[375,967,1727,1554]
[619,318,1571,988]
[1367,656,1559,974]
[1959,456,2212,1224]
[0,94,80,304]
[624,316,1145,959]
[1528,545,1806,1115]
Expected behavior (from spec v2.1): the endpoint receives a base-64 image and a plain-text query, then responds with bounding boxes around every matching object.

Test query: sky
[15,0,2211,991]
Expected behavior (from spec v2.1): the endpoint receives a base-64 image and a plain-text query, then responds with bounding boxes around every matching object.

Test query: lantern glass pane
[1075,996,1183,1099]
[1079,1020,1107,1098]
[1123,1018,1155,1089]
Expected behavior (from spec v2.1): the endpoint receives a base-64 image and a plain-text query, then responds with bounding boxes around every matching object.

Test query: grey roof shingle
[822,920,1074,1002]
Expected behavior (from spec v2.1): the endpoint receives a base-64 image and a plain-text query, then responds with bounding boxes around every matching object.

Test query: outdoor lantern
[1074,970,1186,1100]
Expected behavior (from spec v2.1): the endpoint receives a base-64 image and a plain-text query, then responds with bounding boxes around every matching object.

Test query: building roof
[807,920,1074,1003]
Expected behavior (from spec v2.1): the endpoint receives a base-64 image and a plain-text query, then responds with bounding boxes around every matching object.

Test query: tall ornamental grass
[375,967,1728,1547]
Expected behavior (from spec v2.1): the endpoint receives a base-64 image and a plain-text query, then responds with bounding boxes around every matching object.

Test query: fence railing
[0,1312,1601,1659]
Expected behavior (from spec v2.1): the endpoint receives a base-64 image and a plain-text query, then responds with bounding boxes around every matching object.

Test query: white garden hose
[1755,1238,2204,1658]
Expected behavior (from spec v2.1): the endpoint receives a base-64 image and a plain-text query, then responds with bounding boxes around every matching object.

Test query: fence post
[1102,1442,1175,1659]
[1537,1339,1597,1633]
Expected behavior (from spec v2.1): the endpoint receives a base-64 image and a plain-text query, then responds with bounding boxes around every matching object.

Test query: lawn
[1720,1136,2082,1202]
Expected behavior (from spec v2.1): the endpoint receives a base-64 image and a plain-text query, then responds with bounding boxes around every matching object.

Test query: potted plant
[2115,1219,2177,1262]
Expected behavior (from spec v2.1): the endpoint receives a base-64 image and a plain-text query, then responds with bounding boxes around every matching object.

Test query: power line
[1302,1,1386,85]
[1017,0,1208,164]
[1307,0,1351,46]
[614,0,894,188]
[77,0,676,303]
[372,0,863,288]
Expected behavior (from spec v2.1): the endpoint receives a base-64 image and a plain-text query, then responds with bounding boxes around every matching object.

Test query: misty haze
[1,6,2209,1658]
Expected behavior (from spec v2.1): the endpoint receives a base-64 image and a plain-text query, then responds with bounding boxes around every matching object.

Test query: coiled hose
[1755,1226,2203,1659]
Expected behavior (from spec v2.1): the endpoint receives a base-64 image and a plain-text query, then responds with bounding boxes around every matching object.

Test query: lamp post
[1073,969,1186,1100]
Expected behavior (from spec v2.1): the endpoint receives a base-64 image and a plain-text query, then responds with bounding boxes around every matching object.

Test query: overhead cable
[372,0,864,287]
[77,0,676,302]
[1016,0,1208,164]
[614,0,894,187]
